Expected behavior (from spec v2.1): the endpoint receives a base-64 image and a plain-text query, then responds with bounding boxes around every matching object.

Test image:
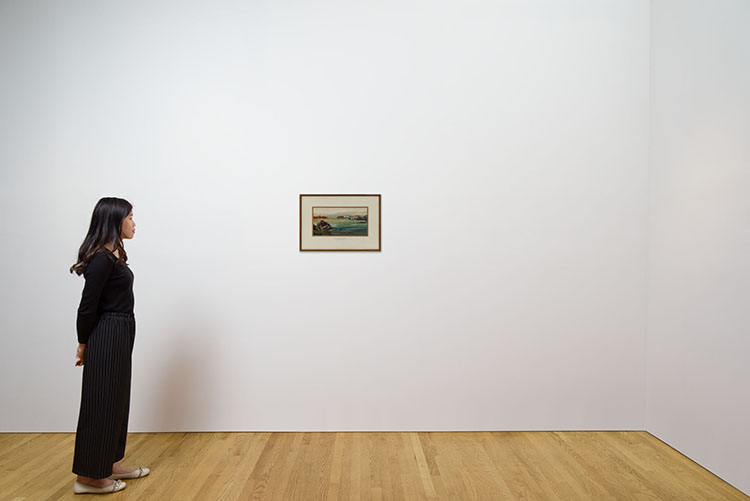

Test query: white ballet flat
[111,466,150,479]
[74,479,126,494]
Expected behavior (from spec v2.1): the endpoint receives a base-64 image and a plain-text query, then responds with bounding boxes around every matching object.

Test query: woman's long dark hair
[70,197,132,275]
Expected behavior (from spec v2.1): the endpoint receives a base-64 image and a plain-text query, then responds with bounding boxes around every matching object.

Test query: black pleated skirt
[72,312,136,479]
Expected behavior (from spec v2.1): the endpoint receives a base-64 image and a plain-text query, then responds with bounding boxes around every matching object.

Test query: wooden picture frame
[299,194,381,251]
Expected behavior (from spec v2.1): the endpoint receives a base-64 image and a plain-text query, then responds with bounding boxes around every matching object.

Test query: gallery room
[0,0,748,498]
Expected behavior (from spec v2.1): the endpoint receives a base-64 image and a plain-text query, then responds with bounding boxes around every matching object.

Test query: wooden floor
[0,431,745,500]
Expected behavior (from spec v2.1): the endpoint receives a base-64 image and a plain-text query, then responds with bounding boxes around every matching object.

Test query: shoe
[111,466,150,479]
[74,479,126,494]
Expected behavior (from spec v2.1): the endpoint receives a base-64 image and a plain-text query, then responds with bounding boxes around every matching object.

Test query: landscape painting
[299,194,381,251]
[312,207,368,236]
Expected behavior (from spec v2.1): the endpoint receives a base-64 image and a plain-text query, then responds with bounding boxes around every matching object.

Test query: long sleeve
[76,252,115,344]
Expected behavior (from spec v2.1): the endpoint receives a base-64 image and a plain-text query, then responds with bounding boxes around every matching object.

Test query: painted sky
[313,207,368,217]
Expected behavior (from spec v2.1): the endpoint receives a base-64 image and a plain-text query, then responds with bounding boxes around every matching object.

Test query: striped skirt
[72,312,136,479]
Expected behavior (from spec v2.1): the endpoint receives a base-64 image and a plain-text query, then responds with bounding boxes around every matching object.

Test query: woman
[70,197,149,494]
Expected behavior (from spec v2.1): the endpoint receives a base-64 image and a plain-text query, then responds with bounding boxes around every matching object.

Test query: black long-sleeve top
[76,249,135,344]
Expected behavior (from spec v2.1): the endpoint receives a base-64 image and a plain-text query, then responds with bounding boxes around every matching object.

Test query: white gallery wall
[647,0,750,494]
[0,0,650,432]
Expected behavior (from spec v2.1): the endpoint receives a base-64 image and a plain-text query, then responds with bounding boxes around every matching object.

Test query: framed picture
[299,194,381,251]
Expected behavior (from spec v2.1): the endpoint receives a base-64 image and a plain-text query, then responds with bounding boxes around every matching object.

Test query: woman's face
[121,210,136,239]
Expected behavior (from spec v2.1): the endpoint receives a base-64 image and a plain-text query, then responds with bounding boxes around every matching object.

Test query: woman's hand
[75,344,86,366]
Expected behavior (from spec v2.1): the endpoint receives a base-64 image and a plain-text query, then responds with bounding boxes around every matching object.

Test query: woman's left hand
[75,343,86,366]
